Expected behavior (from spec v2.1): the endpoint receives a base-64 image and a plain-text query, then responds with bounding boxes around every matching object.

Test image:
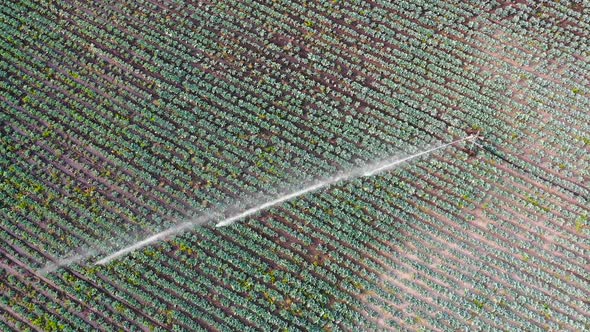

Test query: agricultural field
[1,0,589,330]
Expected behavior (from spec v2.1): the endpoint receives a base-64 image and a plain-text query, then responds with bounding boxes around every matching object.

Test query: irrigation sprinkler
[93,134,478,266]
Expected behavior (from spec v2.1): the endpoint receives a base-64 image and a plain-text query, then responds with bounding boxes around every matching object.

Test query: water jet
[93,135,477,265]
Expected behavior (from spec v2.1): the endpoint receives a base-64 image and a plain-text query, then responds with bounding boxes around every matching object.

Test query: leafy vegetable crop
[1,0,588,330]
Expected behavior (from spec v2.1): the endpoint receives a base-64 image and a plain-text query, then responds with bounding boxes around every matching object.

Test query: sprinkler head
[464,131,484,156]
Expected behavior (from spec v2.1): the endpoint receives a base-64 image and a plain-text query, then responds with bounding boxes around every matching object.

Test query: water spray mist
[91,134,477,266]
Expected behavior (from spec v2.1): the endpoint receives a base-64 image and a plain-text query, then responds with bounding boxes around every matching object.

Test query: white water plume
[90,135,476,266]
